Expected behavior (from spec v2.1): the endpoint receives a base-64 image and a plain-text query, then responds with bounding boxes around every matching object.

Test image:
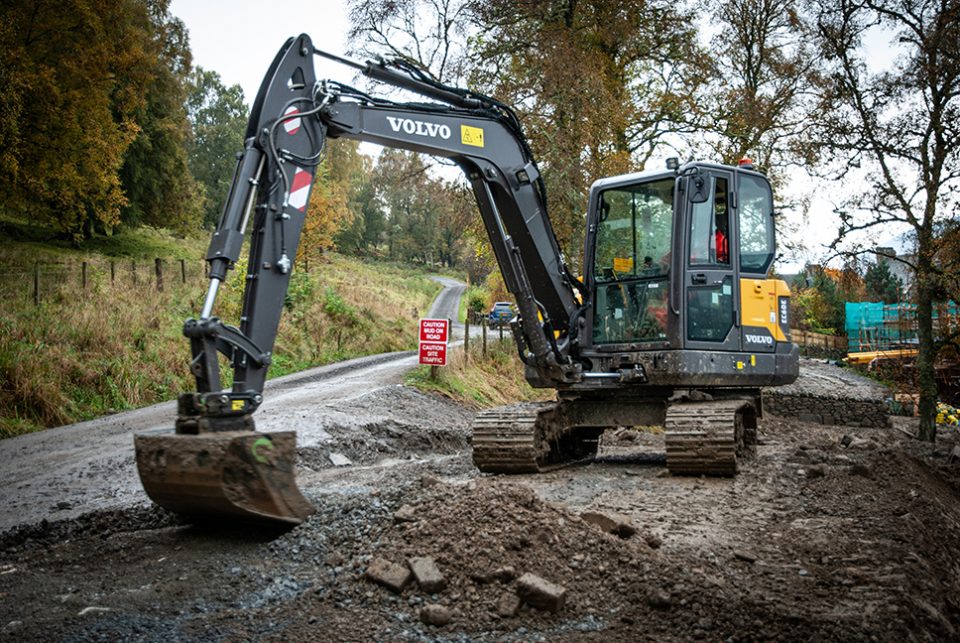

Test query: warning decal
[461,124,485,148]
[283,106,301,135]
[287,167,312,211]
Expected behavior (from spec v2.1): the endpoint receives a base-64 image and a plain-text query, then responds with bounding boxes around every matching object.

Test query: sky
[169,1,909,273]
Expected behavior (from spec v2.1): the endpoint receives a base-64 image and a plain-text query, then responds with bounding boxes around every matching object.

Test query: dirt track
[3,275,960,639]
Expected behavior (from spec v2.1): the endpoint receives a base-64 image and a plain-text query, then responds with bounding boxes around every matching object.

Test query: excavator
[134,34,799,525]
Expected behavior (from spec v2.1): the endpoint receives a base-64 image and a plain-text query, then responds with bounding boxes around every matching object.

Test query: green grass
[0,227,445,438]
[406,336,552,408]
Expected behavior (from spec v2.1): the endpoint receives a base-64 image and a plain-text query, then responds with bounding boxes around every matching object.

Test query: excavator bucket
[134,431,315,525]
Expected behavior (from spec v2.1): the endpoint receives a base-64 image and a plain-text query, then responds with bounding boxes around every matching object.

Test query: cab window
[739,174,775,274]
[593,178,674,281]
[689,176,730,266]
[592,178,674,345]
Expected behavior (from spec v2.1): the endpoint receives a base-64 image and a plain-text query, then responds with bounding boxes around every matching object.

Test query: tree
[117,0,202,234]
[864,260,903,303]
[185,67,248,228]
[347,0,707,265]
[705,0,818,169]
[792,264,845,333]
[813,0,959,441]
[0,0,156,239]
[467,0,706,256]
[347,0,471,83]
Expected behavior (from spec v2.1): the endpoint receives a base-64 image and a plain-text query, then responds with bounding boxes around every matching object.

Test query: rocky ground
[2,376,960,641]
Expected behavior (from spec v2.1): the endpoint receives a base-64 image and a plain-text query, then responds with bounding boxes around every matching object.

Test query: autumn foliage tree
[0,0,155,239]
[118,0,202,234]
[0,0,202,239]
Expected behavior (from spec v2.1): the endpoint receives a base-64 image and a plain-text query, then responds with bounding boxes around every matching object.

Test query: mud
[3,280,960,641]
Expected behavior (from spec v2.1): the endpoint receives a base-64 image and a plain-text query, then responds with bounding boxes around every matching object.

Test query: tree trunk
[916,255,937,443]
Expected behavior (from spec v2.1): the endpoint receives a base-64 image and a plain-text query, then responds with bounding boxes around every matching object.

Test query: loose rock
[516,573,566,613]
[580,510,637,538]
[407,557,446,593]
[648,590,672,609]
[490,566,517,583]
[644,533,663,549]
[733,550,758,563]
[420,603,451,626]
[365,557,412,593]
[393,505,417,523]
[328,452,352,467]
[497,591,521,618]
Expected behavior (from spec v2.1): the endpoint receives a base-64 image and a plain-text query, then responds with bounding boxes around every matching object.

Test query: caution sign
[419,318,449,366]
[460,124,485,148]
[419,318,449,343]
[419,342,448,366]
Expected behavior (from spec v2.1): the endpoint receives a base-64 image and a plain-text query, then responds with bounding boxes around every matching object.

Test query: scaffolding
[845,301,960,353]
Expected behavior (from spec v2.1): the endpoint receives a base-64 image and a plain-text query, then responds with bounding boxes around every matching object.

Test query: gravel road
[0,276,466,532]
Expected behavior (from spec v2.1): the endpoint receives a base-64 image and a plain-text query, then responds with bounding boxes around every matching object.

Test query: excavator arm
[135,34,587,524]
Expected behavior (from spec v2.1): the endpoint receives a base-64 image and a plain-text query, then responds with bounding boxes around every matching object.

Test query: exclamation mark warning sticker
[461,124,485,147]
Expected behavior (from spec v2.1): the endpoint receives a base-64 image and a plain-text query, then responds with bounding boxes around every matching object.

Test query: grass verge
[406,337,553,408]
[0,241,444,438]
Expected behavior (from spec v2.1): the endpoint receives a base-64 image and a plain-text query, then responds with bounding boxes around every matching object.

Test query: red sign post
[418,318,449,367]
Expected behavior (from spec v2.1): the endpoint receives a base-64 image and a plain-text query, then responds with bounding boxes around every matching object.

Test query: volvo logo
[386,116,451,140]
[745,333,774,345]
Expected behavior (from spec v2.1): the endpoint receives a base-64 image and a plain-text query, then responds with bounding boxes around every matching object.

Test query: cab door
[683,170,740,352]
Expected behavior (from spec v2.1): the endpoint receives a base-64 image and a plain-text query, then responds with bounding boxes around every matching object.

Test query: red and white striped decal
[282,106,301,135]
[287,167,312,212]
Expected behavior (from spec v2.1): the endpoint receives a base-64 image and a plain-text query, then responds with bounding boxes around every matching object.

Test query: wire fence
[0,257,209,305]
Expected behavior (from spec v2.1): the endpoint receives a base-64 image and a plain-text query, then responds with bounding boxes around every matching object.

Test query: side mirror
[687,175,709,203]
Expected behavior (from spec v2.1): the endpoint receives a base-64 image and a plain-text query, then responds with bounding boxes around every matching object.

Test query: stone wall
[764,393,891,428]
[763,358,892,428]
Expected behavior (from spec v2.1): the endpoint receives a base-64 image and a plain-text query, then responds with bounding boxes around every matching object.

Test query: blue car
[488,301,514,328]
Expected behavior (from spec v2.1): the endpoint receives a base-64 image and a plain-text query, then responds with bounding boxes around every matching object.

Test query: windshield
[594,178,674,282]
[592,177,674,345]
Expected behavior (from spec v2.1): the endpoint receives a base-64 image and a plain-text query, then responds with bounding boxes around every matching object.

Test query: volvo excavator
[134,34,799,525]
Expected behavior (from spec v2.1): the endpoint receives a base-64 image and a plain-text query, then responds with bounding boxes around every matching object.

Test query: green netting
[845,301,958,352]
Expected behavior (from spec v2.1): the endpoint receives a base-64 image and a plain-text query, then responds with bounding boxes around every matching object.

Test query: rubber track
[472,403,558,473]
[665,400,750,476]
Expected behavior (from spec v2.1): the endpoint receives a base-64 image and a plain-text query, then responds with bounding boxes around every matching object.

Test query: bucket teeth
[134,431,314,525]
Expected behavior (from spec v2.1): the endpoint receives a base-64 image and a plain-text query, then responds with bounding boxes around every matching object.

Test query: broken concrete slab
[580,510,637,538]
[365,557,412,593]
[516,573,566,612]
[407,557,446,593]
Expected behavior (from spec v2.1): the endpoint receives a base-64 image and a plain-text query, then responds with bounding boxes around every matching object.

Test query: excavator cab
[579,162,794,388]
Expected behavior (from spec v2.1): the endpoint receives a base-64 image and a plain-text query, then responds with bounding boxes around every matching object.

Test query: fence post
[464,316,470,364]
[132,260,137,285]
[33,262,39,306]
[155,258,163,291]
[482,316,487,357]
[499,320,504,342]
[110,260,115,285]
[180,259,186,284]
[81,261,88,291]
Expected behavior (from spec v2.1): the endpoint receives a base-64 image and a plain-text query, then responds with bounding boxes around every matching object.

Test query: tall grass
[0,250,442,438]
[406,337,553,408]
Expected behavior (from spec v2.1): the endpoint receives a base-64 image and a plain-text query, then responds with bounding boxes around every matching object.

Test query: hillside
[0,227,446,437]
